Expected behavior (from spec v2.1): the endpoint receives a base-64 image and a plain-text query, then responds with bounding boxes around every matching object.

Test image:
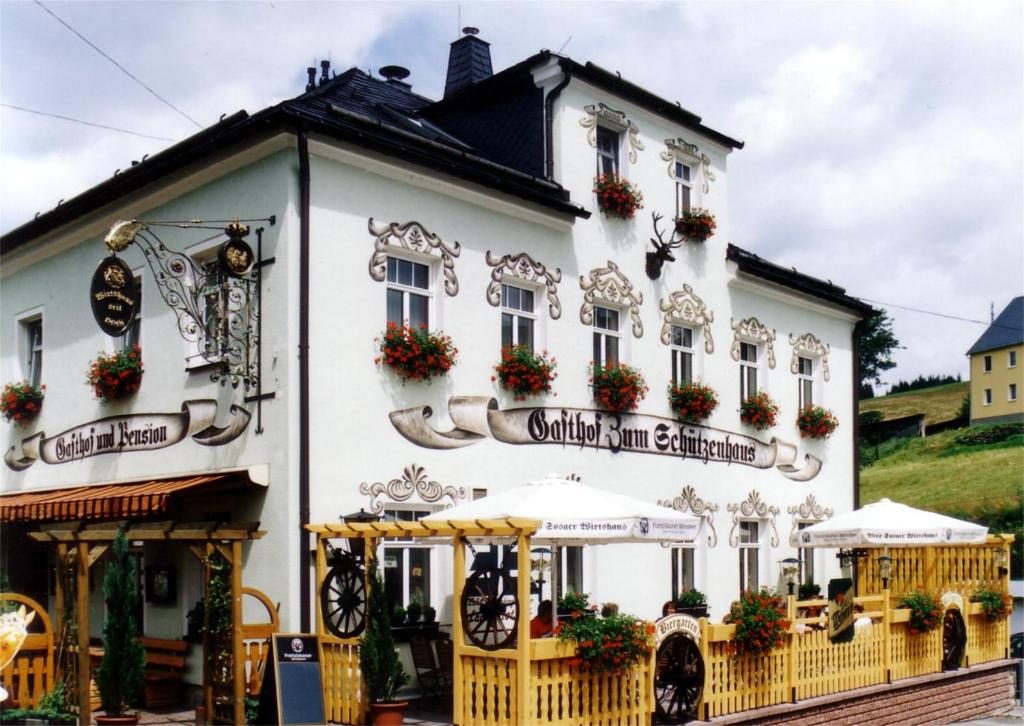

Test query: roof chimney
[379,65,412,91]
[306,66,317,92]
[444,27,492,97]
[319,59,331,86]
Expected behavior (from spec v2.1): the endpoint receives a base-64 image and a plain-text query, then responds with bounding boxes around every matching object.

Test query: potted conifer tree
[95,528,145,724]
[360,557,409,725]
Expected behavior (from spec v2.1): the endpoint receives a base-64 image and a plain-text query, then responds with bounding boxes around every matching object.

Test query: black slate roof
[727,243,876,317]
[966,296,1024,355]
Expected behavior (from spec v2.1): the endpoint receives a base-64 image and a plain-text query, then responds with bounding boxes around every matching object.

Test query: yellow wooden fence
[0,593,54,710]
[320,635,364,725]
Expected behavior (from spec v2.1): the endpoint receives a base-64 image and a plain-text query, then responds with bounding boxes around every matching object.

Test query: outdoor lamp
[780,557,800,595]
[878,555,892,589]
[341,508,380,523]
[993,547,1008,578]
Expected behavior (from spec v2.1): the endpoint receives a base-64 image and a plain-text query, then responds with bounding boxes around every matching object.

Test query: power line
[858,297,1021,331]
[34,1,202,128]
[1,103,176,141]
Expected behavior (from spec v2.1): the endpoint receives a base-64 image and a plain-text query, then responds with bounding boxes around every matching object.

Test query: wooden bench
[139,636,188,708]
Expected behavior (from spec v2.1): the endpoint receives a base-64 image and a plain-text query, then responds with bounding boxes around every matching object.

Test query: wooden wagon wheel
[941,608,966,671]
[319,555,367,638]
[655,633,704,723]
[460,567,518,650]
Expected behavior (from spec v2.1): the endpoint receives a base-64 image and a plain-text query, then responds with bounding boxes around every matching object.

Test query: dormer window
[674,160,693,215]
[596,126,620,176]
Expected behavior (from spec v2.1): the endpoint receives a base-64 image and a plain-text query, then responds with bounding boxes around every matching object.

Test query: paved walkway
[952,704,1024,725]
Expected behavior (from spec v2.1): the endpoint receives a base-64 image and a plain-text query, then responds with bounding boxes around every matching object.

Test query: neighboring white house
[1,29,874,689]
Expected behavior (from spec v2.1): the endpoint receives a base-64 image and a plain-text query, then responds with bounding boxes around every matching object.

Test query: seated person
[530,600,553,638]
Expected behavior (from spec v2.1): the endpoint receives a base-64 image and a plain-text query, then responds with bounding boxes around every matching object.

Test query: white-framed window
[983,355,992,373]
[386,256,431,328]
[984,388,992,406]
[184,243,234,368]
[671,544,696,594]
[558,546,585,601]
[797,356,814,408]
[674,160,693,216]
[1009,351,1017,368]
[596,125,620,176]
[381,506,439,609]
[592,305,621,368]
[738,520,760,591]
[740,342,758,400]
[23,318,43,387]
[118,276,142,351]
[671,325,694,384]
[797,522,815,586]
[501,283,536,350]
[1010,383,1018,402]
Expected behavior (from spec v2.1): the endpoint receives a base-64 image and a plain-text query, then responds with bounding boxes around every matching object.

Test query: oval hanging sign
[90,256,137,336]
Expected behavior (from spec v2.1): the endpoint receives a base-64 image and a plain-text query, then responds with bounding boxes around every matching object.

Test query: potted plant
[422,605,437,624]
[95,528,145,724]
[558,591,597,619]
[897,591,943,635]
[668,381,718,423]
[493,345,557,400]
[0,381,44,426]
[798,578,821,600]
[405,601,422,625]
[590,362,649,413]
[557,610,654,672]
[740,392,780,431]
[674,588,708,618]
[390,605,407,627]
[593,174,644,219]
[360,558,409,725]
[86,345,144,403]
[674,208,717,242]
[970,588,1011,623]
[375,323,457,382]
[723,589,790,656]
[797,405,839,440]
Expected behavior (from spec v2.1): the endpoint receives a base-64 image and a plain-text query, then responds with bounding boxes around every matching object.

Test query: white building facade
[1,31,873,688]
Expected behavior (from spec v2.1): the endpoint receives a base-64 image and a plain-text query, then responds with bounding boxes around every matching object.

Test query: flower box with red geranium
[674,208,717,242]
[590,362,648,413]
[375,323,457,382]
[493,345,557,400]
[740,392,779,430]
[86,346,144,403]
[797,405,838,439]
[593,174,644,219]
[1,381,44,426]
[897,591,943,634]
[668,381,718,422]
[970,588,1012,623]
[556,610,655,674]
[723,589,791,656]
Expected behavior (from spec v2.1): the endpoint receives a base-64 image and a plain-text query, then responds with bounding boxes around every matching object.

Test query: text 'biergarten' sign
[4,399,249,471]
[390,396,822,481]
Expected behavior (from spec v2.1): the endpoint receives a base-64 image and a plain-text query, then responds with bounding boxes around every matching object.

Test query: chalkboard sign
[256,633,326,725]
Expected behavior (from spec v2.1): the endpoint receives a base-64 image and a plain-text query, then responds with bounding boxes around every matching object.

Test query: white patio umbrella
[799,498,988,548]
[422,473,701,544]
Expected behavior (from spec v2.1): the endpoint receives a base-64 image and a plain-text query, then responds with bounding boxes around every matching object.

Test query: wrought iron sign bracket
[101,215,275,432]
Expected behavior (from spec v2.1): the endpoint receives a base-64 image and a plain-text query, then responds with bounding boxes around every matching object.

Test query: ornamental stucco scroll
[789,333,831,382]
[659,137,716,194]
[580,261,644,338]
[367,218,461,296]
[659,284,715,353]
[484,251,563,319]
[359,463,466,515]
[580,103,645,164]
[788,493,833,546]
[660,484,719,547]
[730,317,777,369]
[728,489,780,548]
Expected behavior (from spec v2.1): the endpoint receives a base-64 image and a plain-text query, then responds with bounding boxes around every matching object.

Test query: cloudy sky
[2,1,1021,392]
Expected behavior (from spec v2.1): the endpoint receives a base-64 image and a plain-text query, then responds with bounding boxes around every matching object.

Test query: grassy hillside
[860,381,968,425]
[860,424,1023,574]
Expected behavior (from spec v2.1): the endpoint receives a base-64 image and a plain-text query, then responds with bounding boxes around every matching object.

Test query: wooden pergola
[28,520,266,725]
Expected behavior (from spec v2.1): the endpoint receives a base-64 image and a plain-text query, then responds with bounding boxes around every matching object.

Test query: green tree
[359,557,407,703]
[96,528,145,716]
[856,311,900,387]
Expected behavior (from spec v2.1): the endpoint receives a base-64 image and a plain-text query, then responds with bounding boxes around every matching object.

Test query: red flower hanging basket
[797,405,838,439]
[0,381,44,426]
[375,323,457,382]
[86,346,144,403]
[668,381,718,423]
[493,346,557,400]
[740,392,779,430]
[593,174,644,219]
[590,362,648,413]
[674,208,717,242]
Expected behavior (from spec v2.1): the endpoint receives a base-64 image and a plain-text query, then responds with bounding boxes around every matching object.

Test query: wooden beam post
[314,535,326,636]
[54,544,66,673]
[231,540,245,726]
[203,542,214,720]
[516,532,531,724]
[75,542,91,726]
[451,536,465,726]
[786,594,796,702]
[882,587,891,683]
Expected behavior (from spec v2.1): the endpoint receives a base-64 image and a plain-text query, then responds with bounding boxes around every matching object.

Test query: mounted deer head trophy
[646,211,687,279]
